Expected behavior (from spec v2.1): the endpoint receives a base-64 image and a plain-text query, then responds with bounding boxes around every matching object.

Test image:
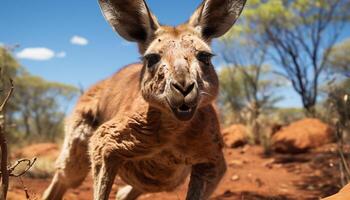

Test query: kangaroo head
[98,0,246,121]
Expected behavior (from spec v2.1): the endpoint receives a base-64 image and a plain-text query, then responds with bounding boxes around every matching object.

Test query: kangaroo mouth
[172,103,196,121]
[167,99,197,121]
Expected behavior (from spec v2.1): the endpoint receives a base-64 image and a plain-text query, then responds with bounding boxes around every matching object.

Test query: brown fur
[43,0,246,200]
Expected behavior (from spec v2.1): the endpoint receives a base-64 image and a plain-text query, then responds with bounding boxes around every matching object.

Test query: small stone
[279,188,289,193]
[255,178,264,187]
[240,145,250,154]
[307,185,316,190]
[229,159,244,167]
[262,159,275,169]
[231,174,240,181]
[247,173,253,178]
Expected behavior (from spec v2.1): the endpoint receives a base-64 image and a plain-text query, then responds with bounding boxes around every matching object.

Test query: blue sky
[0,0,349,109]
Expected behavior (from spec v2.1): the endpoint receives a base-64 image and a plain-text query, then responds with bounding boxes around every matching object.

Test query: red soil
[8,142,345,200]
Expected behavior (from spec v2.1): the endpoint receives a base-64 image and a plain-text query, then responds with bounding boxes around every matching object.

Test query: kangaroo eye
[144,53,161,68]
[196,51,214,65]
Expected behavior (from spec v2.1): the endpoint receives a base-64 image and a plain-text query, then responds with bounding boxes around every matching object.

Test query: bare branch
[0,77,14,200]
[0,79,14,112]
[7,158,37,177]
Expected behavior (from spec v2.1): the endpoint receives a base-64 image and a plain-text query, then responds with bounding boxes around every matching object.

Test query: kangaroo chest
[118,148,191,192]
[115,113,221,192]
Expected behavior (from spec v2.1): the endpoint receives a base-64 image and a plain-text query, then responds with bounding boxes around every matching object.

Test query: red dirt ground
[7,143,345,200]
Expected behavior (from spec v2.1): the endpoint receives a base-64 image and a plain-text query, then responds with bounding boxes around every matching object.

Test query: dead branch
[0,128,8,200]
[0,79,13,113]
[0,79,14,200]
[6,158,37,177]
[18,177,30,200]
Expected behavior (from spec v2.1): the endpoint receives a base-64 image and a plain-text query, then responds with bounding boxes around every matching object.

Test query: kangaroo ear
[188,0,246,41]
[98,0,160,50]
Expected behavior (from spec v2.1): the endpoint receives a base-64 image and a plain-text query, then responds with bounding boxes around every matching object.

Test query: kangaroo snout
[167,78,199,121]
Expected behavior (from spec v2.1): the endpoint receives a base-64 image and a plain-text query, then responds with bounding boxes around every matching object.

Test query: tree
[327,38,350,77]
[323,38,350,134]
[0,46,20,131]
[218,64,283,142]
[12,73,77,139]
[0,46,78,142]
[231,0,350,116]
[218,23,283,143]
[0,47,19,84]
[0,47,38,200]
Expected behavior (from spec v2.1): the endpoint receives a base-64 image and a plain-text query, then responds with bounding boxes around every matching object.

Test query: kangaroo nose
[171,81,195,97]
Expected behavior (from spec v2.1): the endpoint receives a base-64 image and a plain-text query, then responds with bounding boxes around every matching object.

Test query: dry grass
[12,143,59,179]
[25,157,55,179]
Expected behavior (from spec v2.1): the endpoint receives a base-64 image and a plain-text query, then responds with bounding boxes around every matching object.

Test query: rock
[272,118,333,153]
[240,145,250,154]
[255,178,264,187]
[262,159,275,169]
[228,159,244,167]
[222,124,248,148]
[221,190,235,198]
[322,183,350,200]
[231,174,240,181]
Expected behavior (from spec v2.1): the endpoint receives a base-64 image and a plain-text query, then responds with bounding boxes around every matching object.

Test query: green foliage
[0,47,78,143]
[218,65,283,126]
[0,48,20,77]
[234,0,350,33]
[218,67,245,114]
[0,48,20,96]
[327,38,350,76]
[324,79,350,125]
[222,0,350,115]
[271,107,304,125]
[219,66,282,110]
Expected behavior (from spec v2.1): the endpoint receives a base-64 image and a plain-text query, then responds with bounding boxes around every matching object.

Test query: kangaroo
[42,0,246,199]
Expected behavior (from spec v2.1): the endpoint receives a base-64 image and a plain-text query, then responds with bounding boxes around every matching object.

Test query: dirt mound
[272,118,333,153]
[14,143,59,160]
[222,124,248,148]
[323,183,350,200]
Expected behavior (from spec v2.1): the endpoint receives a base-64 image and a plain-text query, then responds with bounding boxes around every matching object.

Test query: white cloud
[17,47,55,61]
[70,35,89,46]
[56,51,66,58]
[16,48,67,61]
[0,42,4,47]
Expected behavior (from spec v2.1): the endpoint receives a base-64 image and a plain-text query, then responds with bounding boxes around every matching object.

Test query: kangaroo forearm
[186,158,227,200]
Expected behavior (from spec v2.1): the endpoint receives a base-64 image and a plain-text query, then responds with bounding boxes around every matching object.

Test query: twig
[18,177,30,200]
[0,79,14,112]
[7,158,37,177]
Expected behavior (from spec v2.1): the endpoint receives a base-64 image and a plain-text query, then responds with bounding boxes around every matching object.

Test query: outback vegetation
[0,47,78,144]
[218,0,350,146]
[0,0,349,200]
